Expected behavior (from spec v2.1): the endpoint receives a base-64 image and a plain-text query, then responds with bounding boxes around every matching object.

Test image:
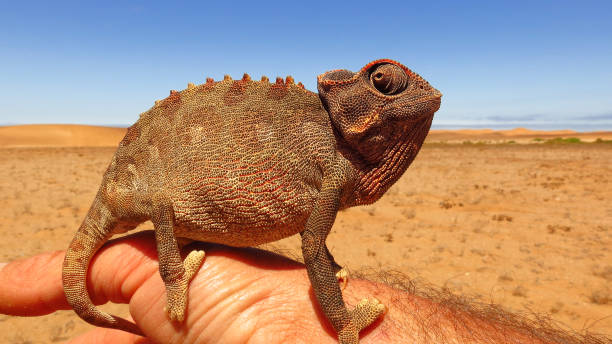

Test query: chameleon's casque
[62,59,441,343]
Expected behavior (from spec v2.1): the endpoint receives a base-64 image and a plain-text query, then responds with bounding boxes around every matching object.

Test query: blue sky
[1,1,611,130]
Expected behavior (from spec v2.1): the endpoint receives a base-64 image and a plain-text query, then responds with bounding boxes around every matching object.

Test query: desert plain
[0,124,610,343]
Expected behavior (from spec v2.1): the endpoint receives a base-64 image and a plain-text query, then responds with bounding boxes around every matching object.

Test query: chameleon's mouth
[416,95,442,115]
[429,95,442,113]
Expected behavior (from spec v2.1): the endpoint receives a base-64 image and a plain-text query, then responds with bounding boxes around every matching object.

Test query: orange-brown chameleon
[62,59,442,343]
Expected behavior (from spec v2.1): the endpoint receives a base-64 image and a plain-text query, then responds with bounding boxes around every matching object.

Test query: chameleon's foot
[183,249,206,281]
[164,249,206,322]
[338,298,386,344]
[164,284,187,321]
[351,298,386,328]
[336,267,349,290]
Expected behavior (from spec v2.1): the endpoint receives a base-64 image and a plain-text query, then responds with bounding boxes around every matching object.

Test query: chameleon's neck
[338,116,433,206]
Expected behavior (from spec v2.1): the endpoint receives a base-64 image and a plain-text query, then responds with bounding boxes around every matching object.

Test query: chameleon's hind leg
[151,195,205,321]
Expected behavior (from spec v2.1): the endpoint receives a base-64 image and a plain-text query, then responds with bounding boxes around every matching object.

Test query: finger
[85,231,160,306]
[0,231,160,316]
[66,327,152,344]
[0,250,67,315]
[129,243,335,342]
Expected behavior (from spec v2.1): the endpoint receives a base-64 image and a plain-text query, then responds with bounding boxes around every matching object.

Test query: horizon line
[1,123,611,133]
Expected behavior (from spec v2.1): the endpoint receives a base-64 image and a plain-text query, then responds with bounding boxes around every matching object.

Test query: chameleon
[62,58,442,343]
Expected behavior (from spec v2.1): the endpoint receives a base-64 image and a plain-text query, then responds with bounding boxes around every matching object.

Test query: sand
[0,124,126,147]
[0,125,610,342]
[427,127,612,143]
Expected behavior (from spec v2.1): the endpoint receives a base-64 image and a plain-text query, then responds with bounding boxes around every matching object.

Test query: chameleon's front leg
[301,181,385,344]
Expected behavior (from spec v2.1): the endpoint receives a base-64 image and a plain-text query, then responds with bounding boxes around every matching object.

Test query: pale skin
[1,231,551,344]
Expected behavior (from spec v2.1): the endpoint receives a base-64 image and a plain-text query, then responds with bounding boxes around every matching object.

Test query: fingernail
[0,263,7,271]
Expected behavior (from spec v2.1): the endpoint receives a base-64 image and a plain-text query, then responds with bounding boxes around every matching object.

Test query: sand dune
[0,124,126,147]
[1,124,611,147]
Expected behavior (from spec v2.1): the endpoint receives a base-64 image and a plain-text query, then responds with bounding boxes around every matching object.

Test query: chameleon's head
[318,59,442,204]
[318,59,441,153]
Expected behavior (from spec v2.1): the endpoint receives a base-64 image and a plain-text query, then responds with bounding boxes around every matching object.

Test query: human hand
[0,231,401,343]
[0,230,563,343]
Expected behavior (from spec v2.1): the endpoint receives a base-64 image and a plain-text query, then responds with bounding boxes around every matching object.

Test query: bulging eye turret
[369,63,408,95]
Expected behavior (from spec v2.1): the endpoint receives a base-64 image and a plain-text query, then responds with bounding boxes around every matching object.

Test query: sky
[1,1,611,131]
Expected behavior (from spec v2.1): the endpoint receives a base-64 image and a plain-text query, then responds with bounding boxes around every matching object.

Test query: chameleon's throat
[340,115,433,206]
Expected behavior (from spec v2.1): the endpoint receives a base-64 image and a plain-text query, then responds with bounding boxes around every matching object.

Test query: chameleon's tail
[62,194,143,336]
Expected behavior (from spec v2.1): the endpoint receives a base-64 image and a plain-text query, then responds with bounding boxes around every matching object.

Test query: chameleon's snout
[432,88,443,100]
[431,92,442,111]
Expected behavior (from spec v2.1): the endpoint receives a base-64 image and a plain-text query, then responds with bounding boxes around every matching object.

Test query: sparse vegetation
[439,200,453,209]
[462,140,487,145]
[439,200,463,209]
[544,137,582,144]
[383,233,394,243]
[550,301,564,314]
[589,288,611,305]
[593,265,612,281]
[595,138,612,144]
[547,225,571,234]
[400,208,416,219]
[492,214,513,222]
[427,136,612,145]
[512,285,528,297]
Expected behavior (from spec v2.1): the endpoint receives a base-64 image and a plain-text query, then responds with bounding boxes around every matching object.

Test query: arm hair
[352,269,610,344]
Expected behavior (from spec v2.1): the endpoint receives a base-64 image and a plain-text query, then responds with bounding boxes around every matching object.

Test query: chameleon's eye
[369,63,408,95]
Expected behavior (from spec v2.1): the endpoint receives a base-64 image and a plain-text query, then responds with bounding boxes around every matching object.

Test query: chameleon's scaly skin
[62,59,441,343]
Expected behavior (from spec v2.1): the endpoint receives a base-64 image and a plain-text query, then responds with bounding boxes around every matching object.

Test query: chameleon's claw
[350,298,386,331]
[166,304,185,322]
[355,297,387,316]
[336,267,349,290]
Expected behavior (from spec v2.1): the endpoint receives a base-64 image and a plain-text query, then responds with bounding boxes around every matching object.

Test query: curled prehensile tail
[62,193,143,335]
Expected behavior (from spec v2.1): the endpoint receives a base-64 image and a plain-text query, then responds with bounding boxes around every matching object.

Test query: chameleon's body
[62,59,441,343]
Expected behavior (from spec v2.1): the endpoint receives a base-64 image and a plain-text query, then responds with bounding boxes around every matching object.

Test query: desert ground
[0,125,610,343]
